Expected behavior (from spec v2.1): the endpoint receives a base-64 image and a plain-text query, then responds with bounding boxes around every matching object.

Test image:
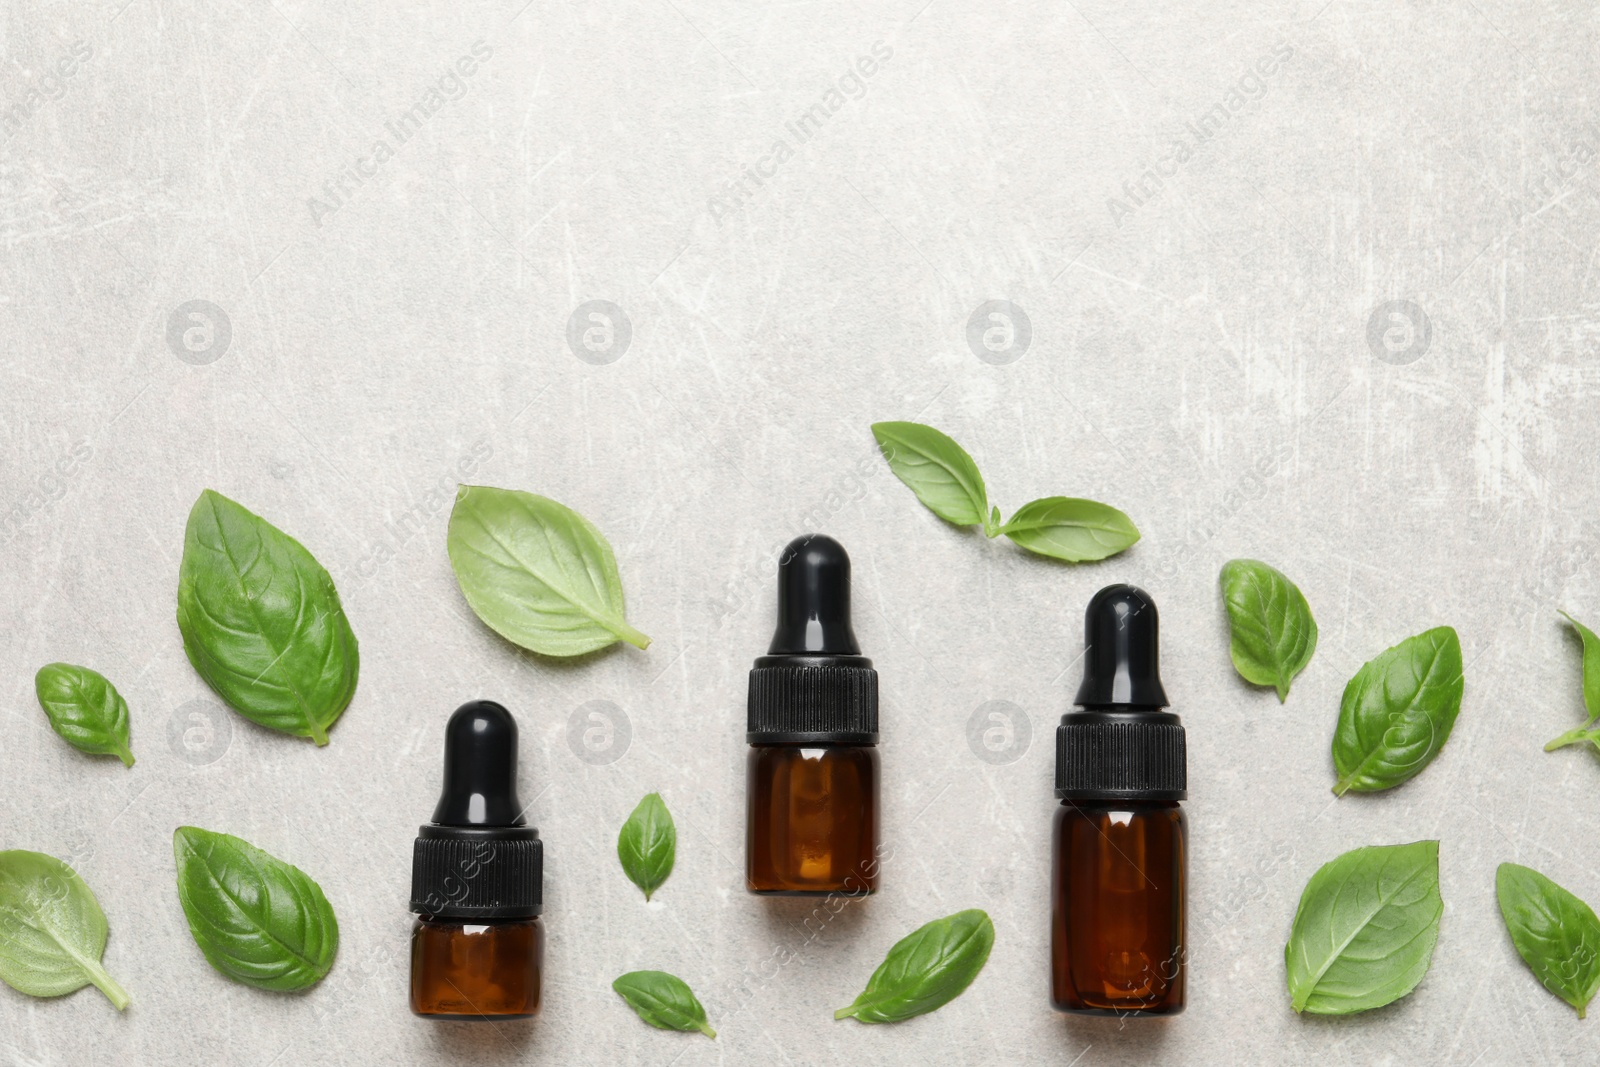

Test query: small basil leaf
[1331,626,1463,795]
[1218,560,1318,702]
[177,490,359,746]
[617,792,675,901]
[34,663,135,766]
[997,497,1139,563]
[871,421,990,529]
[612,969,716,1038]
[1545,612,1600,753]
[446,485,650,657]
[1496,862,1600,1017]
[835,908,994,1023]
[172,827,338,992]
[0,850,130,1010]
[1284,840,1442,1015]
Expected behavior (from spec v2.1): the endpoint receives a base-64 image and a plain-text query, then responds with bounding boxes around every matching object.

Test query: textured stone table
[2,0,1596,1063]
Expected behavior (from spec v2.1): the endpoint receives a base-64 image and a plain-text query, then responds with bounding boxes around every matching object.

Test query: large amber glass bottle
[746,535,880,896]
[1051,585,1187,1015]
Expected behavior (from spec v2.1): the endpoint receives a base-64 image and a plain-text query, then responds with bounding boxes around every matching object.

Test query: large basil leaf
[1331,626,1463,795]
[617,792,675,901]
[34,662,135,766]
[835,909,993,1023]
[997,497,1139,563]
[1545,611,1600,754]
[1284,840,1442,1015]
[1496,862,1600,1017]
[0,850,130,1009]
[176,489,359,746]
[612,969,716,1037]
[446,485,650,657]
[172,827,338,992]
[871,421,992,532]
[1218,559,1318,702]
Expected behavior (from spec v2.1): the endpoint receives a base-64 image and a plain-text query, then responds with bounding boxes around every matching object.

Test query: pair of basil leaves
[1287,842,1600,1020]
[1220,559,1465,796]
[871,421,1139,562]
[0,829,336,1011]
[177,483,653,745]
[612,910,994,1038]
[29,491,359,759]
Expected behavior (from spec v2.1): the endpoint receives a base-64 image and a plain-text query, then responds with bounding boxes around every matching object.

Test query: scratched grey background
[1,0,1596,1063]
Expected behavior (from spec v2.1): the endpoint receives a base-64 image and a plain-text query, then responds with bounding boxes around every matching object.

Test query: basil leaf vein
[172,827,339,992]
[617,792,676,901]
[1497,861,1600,1017]
[176,490,359,746]
[34,662,135,766]
[1218,559,1318,702]
[835,908,994,1023]
[612,969,716,1037]
[446,485,649,657]
[1284,840,1442,1015]
[0,850,130,1010]
[1331,626,1463,795]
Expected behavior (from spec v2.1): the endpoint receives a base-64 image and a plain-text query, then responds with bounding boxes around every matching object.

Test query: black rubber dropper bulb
[768,534,861,656]
[1073,584,1170,709]
[432,700,525,827]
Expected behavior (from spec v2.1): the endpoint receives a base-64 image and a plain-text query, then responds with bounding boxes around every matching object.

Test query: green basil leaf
[1496,862,1600,1017]
[1545,612,1600,753]
[871,422,991,531]
[1284,840,1442,1015]
[177,490,359,746]
[172,827,338,992]
[997,497,1139,563]
[612,969,716,1038]
[617,792,675,901]
[1218,560,1318,702]
[1331,626,1463,795]
[446,485,650,657]
[0,850,130,1010]
[34,663,135,766]
[835,908,994,1023]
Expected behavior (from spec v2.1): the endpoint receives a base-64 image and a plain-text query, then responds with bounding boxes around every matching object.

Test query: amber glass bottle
[410,700,544,1019]
[1051,585,1187,1016]
[746,535,880,896]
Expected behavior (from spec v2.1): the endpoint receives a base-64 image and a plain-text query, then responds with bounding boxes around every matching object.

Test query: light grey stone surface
[2,0,1598,1063]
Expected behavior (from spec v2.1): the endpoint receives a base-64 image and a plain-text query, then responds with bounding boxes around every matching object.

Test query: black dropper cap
[747,535,878,744]
[410,700,543,919]
[1056,585,1186,801]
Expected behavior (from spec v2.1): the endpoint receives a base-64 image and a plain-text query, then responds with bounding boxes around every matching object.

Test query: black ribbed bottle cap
[747,535,878,744]
[410,700,543,919]
[1056,585,1186,801]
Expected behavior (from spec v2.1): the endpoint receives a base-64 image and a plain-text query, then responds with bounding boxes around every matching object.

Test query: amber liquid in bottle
[1051,800,1186,1014]
[410,918,545,1019]
[746,744,879,895]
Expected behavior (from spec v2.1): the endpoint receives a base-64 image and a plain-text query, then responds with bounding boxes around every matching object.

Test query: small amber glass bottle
[409,700,544,1020]
[746,535,880,896]
[1051,585,1187,1016]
